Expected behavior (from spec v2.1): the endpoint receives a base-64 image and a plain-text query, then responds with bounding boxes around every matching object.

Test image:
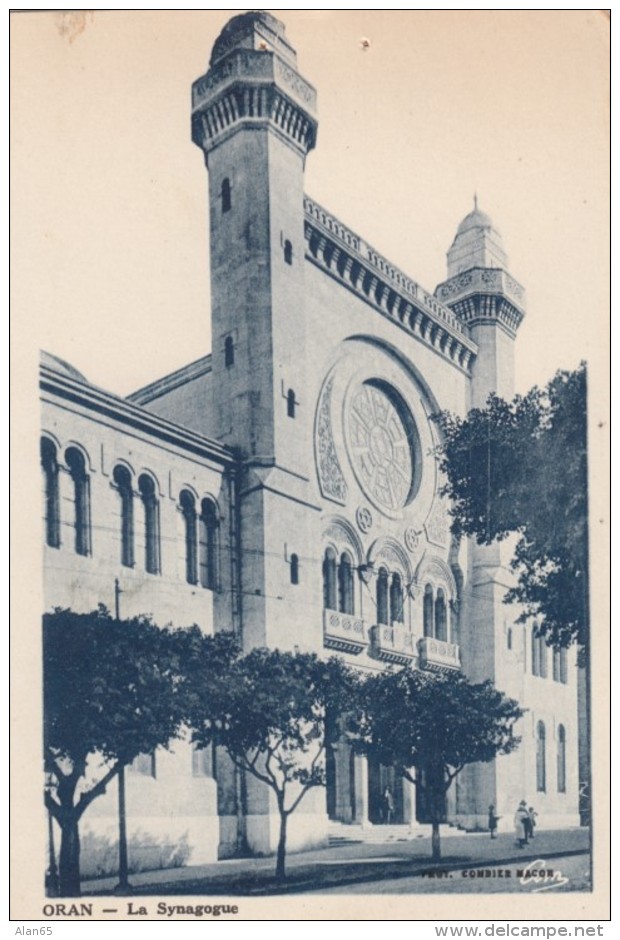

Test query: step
[327,823,427,844]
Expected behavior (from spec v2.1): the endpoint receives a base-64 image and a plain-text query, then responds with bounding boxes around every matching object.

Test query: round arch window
[345,380,421,514]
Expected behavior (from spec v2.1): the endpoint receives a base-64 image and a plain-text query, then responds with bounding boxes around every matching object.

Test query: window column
[65,447,91,556]
[41,438,60,548]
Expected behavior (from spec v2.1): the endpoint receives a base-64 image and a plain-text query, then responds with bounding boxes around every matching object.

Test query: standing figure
[528,806,538,839]
[488,803,499,839]
[383,786,395,825]
[514,800,529,847]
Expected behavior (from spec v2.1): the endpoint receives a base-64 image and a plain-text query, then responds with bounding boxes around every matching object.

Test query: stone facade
[41,11,581,873]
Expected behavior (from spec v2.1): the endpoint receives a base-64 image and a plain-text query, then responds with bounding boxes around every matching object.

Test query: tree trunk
[58,813,81,897]
[431,821,441,861]
[276,811,288,882]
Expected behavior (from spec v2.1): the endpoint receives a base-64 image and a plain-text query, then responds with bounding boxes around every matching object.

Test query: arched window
[287,389,296,418]
[390,573,404,625]
[113,465,134,568]
[323,547,337,610]
[65,447,90,556]
[180,490,197,585]
[557,725,566,793]
[224,335,235,367]
[532,628,548,677]
[423,584,434,637]
[290,553,299,585]
[41,437,60,548]
[192,743,213,778]
[338,553,354,614]
[199,499,218,590]
[221,177,231,213]
[138,474,160,574]
[130,752,156,778]
[536,721,546,792]
[553,648,568,684]
[376,567,389,625]
[435,588,447,640]
[284,239,293,265]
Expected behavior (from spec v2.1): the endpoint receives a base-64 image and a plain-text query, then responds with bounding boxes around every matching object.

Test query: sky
[11,9,609,399]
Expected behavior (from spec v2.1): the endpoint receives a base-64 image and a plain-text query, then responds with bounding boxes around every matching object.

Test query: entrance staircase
[328,821,428,846]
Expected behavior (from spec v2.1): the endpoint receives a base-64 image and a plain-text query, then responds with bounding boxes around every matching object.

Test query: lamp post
[44,773,59,897]
[113,764,132,895]
[112,578,133,895]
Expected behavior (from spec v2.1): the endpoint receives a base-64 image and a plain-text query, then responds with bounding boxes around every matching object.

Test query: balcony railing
[323,609,368,654]
[370,623,416,665]
[418,636,461,672]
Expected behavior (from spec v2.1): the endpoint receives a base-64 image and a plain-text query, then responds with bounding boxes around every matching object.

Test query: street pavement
[81,827,590,897]
[307,853,591,895]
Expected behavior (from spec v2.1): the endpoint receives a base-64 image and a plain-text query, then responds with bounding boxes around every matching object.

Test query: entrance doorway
[326,744,357,822]
[368,757,404,824]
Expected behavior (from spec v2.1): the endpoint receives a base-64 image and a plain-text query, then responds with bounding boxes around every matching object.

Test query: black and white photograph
[10,8,610,924]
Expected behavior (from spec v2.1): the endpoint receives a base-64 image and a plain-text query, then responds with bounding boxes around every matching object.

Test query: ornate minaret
[436,198,526,408]
[435,203,527,826]
[191,12,321,656]
[192,11,324,859]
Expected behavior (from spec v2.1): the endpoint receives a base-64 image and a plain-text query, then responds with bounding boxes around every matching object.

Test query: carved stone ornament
[406,580,419,600]
[315,376,347,504]
[346,383,414,513]
[424,500,450,547]
[356,505,373,534]
[404,526,420,553]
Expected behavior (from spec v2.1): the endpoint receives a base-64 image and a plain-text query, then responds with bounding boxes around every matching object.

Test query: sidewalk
[81,827,589,897]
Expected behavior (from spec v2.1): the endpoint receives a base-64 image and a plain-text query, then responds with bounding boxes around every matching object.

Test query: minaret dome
[447,197,508,277]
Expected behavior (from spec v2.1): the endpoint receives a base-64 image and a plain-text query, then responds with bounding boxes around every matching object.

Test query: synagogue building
[41,11,580,873]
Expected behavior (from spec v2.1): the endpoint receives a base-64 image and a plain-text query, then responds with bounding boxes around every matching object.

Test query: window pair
[323,548,355,614]
[422,584,448,640]
[41,438,90,556]
[180,491,218,590]
[536,721,567,793]
[114,466,160,574]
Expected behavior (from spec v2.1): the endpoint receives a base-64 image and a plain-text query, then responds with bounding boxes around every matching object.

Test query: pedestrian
[488,803,499,839]
[528,806,538,839]
[383,786,395,825]
[514,800,529,847]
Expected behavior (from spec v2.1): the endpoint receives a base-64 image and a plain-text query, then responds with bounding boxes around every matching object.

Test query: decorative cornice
[418,637,461,672]
[128,354,212,406]
[370,624,416,665]
[323,609,368,655]
[435,267,526,338]
[40,365,234,469]
[192,49,317,158]
[303,196,478,375]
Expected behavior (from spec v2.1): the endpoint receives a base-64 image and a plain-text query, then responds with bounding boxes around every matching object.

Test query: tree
[353,668,523,861]
[43,607,203,896]
[433,365,588,654]
[188,647,359,881]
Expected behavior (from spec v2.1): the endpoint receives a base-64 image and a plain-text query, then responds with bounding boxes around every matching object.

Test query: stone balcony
[370,623,416,665]
[417,636,461,672]
[323,609,368,655]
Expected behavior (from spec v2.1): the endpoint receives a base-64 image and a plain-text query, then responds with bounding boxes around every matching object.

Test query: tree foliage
[433,365,588,653]
[43,607,204,896]
[187,647,359,880]
[352,668,524,860]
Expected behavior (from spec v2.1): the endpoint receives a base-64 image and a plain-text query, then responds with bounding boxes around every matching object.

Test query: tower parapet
[435,200,526,342]
[435,201,525,406]
[192,11,317,163]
